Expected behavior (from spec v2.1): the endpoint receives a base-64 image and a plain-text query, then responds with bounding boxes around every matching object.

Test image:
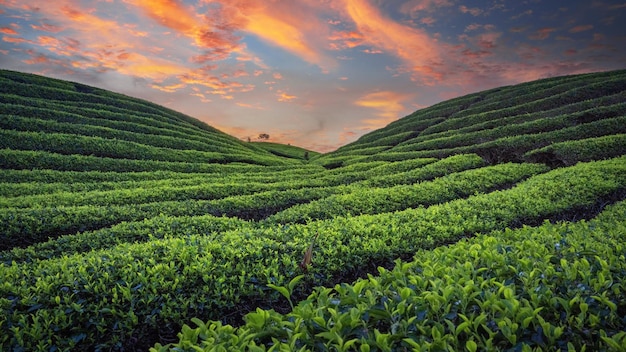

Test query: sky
[1,1,625,152]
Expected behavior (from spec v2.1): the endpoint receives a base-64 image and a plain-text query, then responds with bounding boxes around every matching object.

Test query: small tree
[258,133,270,140]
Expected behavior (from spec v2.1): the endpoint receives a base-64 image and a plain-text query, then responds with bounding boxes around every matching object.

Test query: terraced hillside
[1,69,626,351]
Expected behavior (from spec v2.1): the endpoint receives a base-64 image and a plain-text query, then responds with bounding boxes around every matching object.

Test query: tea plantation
[1,69,625,351]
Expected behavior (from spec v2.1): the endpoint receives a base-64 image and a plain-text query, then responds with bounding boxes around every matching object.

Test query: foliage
[154,200,626,351]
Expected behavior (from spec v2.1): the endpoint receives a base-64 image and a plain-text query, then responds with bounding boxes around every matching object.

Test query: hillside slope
[0,69,301,169]
[1,69,625,351]
[315,69,626,168]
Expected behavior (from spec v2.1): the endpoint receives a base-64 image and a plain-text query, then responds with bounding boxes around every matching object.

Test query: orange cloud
[328,30,364,50]
[128,0,241,61]
[277,90,297,102]
[130,0,196,33]
[237,102,265,110]
[244,10,324,66]
[0,27,18,35]
[355,91,409,130]
[2,36,33,44]
[344,0,443,83]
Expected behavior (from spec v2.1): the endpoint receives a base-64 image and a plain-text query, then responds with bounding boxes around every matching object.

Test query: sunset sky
[1,0,625,152]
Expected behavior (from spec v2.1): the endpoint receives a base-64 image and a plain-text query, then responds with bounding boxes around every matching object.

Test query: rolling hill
[1,69,625,351]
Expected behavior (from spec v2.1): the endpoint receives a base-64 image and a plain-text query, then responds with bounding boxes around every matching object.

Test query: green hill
[250,141,320,160]
[315,69,626,168]
[1,69,625,351]
[0,69,302,170]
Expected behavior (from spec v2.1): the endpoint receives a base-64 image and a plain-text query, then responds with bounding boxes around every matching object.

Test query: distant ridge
[0,69,304,171]
[314,69,626,168]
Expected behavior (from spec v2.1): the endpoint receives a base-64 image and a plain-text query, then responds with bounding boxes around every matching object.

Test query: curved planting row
[0,129,276,165]
[266,162,548,224]
[360,154,485,187]
[1,156,625,351]
[0,164,322,185]
[0,99,234,147]
[0,158,442,209]
[0,148,292,172]
[0,185,343,250]
[396,102,626,152]
[0,114,249,155]
[525,134,626,166]
[391,116,626,162]
[405,95,626,146]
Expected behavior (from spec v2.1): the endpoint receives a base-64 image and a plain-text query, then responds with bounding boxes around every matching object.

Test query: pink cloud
[459,5,483,16]
[31,22,64,33]
[530,27,557,40]
[2,35,34,44]
[399,0,454,17]
[0,27,18,35]
[569,25,593,33]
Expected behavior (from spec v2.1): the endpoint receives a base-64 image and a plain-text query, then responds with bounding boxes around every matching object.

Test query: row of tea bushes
[396,103,626,153]
[524,134,626,166]
[0,214,253,264]
[0,148,292,173]
[0,185,342,250]
[360,154,485,187]
[156,200,626,351]
[405,97,626,147]
[0,165,324,189]
[0,114,247,154]
[266,162,548,224]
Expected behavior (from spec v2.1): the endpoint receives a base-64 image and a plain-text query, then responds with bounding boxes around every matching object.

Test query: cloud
[569,25,593,33]
[31,23,64,33]
[343,0,444,83]
[354,91,410,130]
[277,90,297,102]
[328,30,364,50]
[2,35,34,44]
[243,8,330,67]
[529,27,557,40]
[511,9,533,20]
[0,27,18,35]
[459,5,483,16]
[236,102,265,110]
[399,0,454,17]
[129,0,241,61]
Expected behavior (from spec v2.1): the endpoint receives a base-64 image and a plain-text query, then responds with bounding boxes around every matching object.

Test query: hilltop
[1,69,625,351]
[250,141,321,161]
